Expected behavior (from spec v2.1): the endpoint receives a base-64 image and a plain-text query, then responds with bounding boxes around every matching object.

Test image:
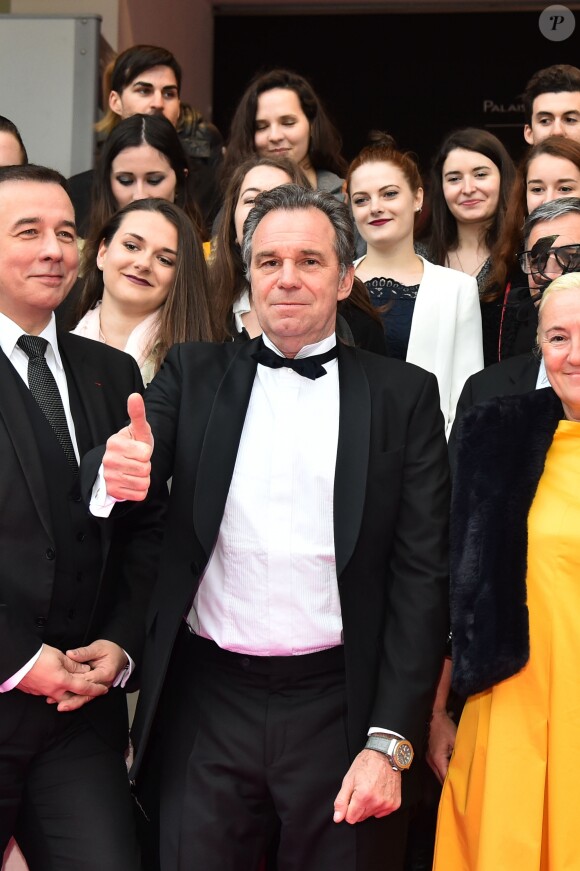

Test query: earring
[415,206,422,213]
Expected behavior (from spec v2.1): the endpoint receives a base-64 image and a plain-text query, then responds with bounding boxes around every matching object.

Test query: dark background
[213,10,579,178]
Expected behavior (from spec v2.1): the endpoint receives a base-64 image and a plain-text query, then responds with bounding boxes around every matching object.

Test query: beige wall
[11,0,119,47]
[120,0,214,118]
[10,0,214,119]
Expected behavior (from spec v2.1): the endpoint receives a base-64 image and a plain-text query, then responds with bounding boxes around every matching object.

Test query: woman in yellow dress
[433,270,580,871]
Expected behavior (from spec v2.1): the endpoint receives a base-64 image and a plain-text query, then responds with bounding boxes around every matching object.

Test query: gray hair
[240,184,354,279]
[524,196,580,246]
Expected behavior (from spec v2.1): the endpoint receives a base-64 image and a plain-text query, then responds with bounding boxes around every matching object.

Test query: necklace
[449,249,488,277]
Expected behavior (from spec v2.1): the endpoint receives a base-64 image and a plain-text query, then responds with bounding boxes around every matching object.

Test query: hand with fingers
[54,639,129,712]
[102,393,154,501]
[426,710,456,784]
[333,749,401,825]
[17,644,109,709]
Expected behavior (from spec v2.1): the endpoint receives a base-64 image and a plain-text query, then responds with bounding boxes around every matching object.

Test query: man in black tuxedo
[97,185,449,871]
[0,164,164,870]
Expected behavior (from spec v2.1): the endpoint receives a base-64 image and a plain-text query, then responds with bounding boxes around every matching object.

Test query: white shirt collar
[536,355,550,389]
[0,311,64,370]
[262,332,337,360]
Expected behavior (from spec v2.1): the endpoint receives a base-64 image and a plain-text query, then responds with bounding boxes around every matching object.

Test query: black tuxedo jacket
[449,352,540,461]
[124,337,450,790]
[0,331,165,750]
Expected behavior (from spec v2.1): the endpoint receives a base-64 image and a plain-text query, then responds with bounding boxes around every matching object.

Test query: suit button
[240,657,250,669]
[67,610,75,620]
[45,548,55,560]
[76,532,85,543]
[71,494,82,503]
[35,617,47,628]
[190,561,199,574]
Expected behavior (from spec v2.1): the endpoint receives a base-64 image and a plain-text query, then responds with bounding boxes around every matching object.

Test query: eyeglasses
[517,243,580,280]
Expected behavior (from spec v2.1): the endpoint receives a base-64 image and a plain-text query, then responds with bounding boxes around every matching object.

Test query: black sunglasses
[517,243,580,280]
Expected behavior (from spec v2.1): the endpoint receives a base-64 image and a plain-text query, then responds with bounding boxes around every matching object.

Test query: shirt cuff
[90,464,123,518]
[0,645,43,692]
[367,727,406,740]
[112,650,135,688]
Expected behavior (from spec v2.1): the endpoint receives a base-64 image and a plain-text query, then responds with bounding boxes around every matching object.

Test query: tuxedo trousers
[149,628,408,871]
[0,694,141,871]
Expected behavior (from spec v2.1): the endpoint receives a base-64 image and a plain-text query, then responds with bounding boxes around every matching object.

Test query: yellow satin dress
[433,420,580,871]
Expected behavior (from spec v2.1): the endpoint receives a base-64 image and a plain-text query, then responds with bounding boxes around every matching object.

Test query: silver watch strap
[365,735,399,769]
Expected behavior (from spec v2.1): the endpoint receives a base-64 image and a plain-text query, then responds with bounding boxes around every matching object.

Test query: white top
[355,256,484,436]
[71,301,160,386]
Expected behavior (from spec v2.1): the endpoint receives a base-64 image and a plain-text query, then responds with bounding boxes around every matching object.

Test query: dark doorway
[214,9,578,175]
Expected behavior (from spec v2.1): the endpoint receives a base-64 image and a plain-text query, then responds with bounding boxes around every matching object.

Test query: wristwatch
[365,734,414,771]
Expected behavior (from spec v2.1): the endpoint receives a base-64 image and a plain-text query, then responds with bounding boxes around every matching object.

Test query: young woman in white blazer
[347,133,483,435]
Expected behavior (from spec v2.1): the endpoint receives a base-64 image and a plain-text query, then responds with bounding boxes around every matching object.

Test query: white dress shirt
[188,333,343,655]
[0,311,80,462]
[90,330,402,736]
[536,357,550,389]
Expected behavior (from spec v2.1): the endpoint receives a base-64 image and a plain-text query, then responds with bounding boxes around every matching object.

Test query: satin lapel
[0,348,52,539]
[193,339,260,560]
[57,333,119,576]
[334,343,371,578]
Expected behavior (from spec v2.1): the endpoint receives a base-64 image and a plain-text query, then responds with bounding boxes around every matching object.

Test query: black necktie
[251,341,338,380]
[17,334,78,471]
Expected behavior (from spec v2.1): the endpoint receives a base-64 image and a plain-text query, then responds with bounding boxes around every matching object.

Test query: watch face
[394,741,414,769]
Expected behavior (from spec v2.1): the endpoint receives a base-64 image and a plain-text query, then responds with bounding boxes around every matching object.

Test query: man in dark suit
[448,196,580,459]
[97,185,449,871]
[0,164,164,870]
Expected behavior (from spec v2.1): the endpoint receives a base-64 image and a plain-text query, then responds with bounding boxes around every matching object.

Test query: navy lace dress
[364,277,420,360]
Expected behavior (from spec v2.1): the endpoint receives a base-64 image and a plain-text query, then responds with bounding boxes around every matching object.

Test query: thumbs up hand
[102,393,154,501]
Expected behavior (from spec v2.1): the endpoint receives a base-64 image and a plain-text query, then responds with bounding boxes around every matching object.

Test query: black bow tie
[251,341,338,380]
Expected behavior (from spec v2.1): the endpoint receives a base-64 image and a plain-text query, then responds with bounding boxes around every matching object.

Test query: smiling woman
[426,128,516,365]
[346,133,483,434]
[221,69,347,197]
[428,128,515,289]
[71,198,213,383]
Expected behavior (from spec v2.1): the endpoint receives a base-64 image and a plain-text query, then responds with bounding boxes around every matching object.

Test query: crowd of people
[1,41,580,871]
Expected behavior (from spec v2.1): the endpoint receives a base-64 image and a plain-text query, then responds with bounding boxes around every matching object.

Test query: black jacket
[450,387,564,697]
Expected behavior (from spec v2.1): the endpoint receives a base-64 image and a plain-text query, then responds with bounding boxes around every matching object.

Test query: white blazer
[355,255,483,436]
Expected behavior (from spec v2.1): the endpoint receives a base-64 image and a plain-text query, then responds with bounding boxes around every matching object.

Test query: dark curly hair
[522,64,580,126]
